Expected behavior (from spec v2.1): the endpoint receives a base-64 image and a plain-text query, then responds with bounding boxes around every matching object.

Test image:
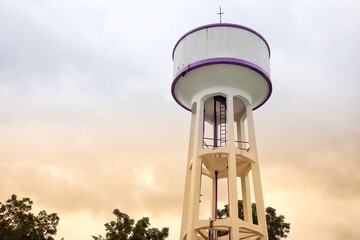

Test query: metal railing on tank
[235,140,250,152]
[203,138,250,152]
[203,137,226,148]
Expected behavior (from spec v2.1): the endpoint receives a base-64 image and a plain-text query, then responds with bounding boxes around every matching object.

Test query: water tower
[172,23,271,240]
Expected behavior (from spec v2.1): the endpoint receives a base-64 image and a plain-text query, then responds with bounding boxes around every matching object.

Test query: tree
[92,209,169,240]
[265,206,290,240]
[217,200,290,240]
[0,194,62,240]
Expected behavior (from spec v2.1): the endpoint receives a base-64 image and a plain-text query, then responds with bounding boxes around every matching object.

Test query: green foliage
[265,207,290,240]
[217,200,290,240]
[93,209,169,240]
[0,194,62,240]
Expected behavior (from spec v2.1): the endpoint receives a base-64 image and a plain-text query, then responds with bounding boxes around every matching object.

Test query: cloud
[1,0,360,240]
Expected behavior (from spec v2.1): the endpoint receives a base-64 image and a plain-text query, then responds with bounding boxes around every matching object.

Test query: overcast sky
[0,0,359,239]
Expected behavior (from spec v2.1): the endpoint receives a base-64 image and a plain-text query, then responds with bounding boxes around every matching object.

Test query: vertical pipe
[213,97,218,147]
[215,171,218,218]
[203,108,205,148]
[209,220,215,240]
[214,171,218,239]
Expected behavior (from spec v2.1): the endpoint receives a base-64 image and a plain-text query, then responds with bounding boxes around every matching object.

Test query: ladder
[219,101,227,146]
[213,96,227,147]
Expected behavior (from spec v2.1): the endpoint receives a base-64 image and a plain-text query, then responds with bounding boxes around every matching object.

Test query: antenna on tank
[217,6,224,23]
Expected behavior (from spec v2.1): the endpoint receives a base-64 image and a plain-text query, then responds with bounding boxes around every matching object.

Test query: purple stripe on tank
[171,57,272,111]
[172,23,271,60]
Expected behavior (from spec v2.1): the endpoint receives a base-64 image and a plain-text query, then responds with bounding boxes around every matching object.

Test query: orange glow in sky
[0,1,359,240]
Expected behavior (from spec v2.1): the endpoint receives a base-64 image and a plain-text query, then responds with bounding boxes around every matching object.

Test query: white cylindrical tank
[172,23,272,111]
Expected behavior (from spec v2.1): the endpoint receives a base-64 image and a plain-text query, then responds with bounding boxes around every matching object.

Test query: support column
[180,103,197,239]
[181,99,207,240]
[246,104,268,239]
[239,111,252,224]
[241,172,253,223]
[226,96,240,240]
[240,113,247,150]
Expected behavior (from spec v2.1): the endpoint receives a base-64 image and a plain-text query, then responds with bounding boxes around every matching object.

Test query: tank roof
[172,23,271,60]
